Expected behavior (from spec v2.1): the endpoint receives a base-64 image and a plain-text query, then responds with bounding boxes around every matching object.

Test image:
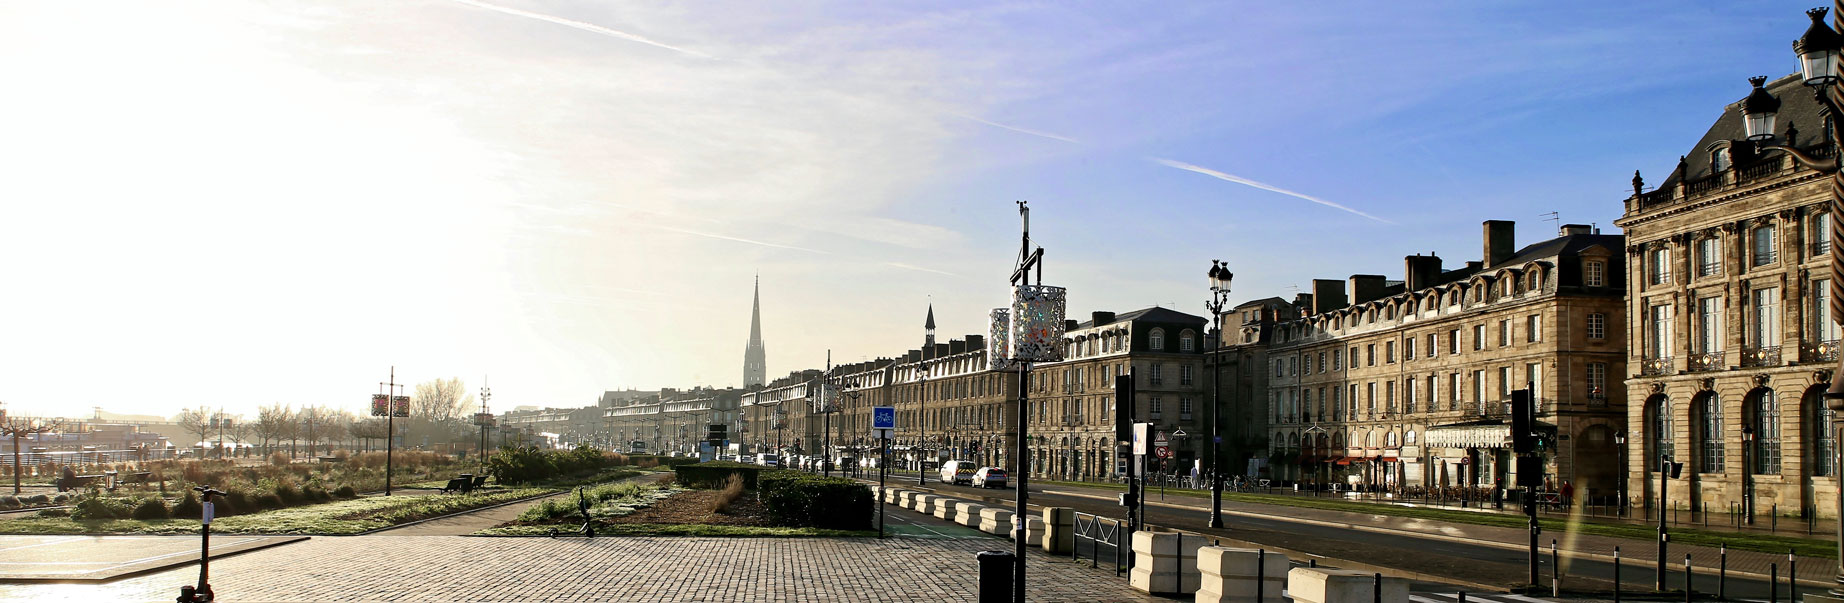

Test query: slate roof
[1072,306,1205,330]
[1663,72,1825,187]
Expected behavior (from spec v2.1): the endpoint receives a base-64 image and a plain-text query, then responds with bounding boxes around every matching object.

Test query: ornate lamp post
[1205,260,1233,529]
[1613,431,1628,517]
[917,365,931,485]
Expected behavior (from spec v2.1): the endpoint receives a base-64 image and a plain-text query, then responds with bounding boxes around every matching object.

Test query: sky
[0,1,1814,420]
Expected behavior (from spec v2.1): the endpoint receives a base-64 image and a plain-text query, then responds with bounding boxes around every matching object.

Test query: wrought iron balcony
[1803,339,1841,364]
[1640,356,1673,377]
[1687,352,1725,373]
[1740,346,1782,368]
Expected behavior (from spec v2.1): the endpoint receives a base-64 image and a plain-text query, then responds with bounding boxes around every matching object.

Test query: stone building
[601,387,741,454]
[1212,297,1297,479]
[1616,72,1841,519]
[1264,221,1627,497]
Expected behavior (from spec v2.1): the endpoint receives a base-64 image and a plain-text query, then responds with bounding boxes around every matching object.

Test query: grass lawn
[0,488,551,536]
[476,523,875,537]
[1031,479,1834,559]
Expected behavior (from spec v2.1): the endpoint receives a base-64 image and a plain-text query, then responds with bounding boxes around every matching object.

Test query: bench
[56,474,107,492]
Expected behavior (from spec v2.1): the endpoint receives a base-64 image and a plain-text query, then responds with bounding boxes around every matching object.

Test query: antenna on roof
[1539,211,1559,233]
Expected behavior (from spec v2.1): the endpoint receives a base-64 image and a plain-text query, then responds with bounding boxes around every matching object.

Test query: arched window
[1811,386,1836,477]
[1149,329,1165,351]
[1696,393,1724,473]
[1713,146,1732,172]
[1650,395,1675,467]
[1751,389,1782,474]
[1405,430,1417,445]
[1180,330,1196,352]
[1526,271,1539,291]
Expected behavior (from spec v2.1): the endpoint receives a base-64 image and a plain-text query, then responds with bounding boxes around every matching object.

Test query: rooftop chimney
[1292,293,1314,312]
[1065,319,1079,333]
[1092,311,1115,326]
[967,335,984,351]
[907,349,921,363]
[1483,220,1516,268]
[933,343,950,358]
[1312,279,1349,314]
[1349,274,1389,304]
[1559,223,1593,237]
[1404,254,1443,291]
[948,339,966,355]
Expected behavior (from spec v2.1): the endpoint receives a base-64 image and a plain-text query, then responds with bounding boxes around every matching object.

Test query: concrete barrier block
[898,491,918,507]
[955,503,987,527]
[1195,547,1289,603]
[1041,507,1075,554]
[1009,516,1043,547]
[933,498,961,520]
[1129,531,1203,595]
[1286,568,1407,603]
[978,508,1015,535]
[913,494,936,515]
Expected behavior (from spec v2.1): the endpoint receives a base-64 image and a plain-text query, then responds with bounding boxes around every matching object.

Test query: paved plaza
[0,534,305,582]
[0,534,1176,602]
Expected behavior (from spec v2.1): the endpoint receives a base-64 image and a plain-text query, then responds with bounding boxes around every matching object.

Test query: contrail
[948,113,1081,144]
[447,0,714,59]
[1150,157,1392,224]
[650,225,826,254]
[885,262,960,278]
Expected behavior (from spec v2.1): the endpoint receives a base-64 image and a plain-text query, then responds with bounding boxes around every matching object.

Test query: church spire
[743,275,766,387]
[924,303,936,347]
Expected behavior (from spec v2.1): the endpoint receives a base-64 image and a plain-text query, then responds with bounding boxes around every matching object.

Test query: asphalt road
[870,469,1803,600]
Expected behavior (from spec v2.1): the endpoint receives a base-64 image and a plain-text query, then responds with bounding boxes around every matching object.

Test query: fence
[1071,512,1129,576]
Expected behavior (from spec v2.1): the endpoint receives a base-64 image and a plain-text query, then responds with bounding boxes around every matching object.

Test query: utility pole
[380,367,406,496]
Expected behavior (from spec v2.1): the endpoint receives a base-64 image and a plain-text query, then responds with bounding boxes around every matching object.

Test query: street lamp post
[1614,431,1628,517]
[917,366,930,485]
[1205,260,1234,529]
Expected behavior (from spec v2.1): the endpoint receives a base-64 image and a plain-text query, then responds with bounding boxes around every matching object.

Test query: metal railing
[1739,158,1781,183]
[1641,356,1673,376]
[1741,346,1782,368]
[1072,512,1129,576]
[1687,352,1724,372]
[1803,339,1840,363]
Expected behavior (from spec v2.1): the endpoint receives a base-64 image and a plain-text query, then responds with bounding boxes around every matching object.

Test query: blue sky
[0,1,1817,418]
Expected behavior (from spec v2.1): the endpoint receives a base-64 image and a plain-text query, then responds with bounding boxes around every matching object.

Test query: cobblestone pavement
[0,535,1178,602]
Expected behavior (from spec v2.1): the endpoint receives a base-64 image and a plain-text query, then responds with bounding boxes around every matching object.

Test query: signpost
[874,405,894,538]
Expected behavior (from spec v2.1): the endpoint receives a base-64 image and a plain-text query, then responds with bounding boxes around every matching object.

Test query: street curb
[876,480,1512,593]
[356,490,567,535]
[1039,485,1836,590]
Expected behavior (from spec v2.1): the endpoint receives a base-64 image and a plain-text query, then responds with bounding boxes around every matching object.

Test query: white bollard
[1196,547,1289,603]
[1129,531,1203,595]
[978,508,1015,536]
[955,503,987,527]
[934,498,961,520]
[1286,567,1408,603]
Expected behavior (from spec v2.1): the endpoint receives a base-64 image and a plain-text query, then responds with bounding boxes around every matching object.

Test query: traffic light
[1509,389,1535,454]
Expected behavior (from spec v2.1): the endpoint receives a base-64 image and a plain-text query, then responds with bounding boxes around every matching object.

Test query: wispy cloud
[1149,157,1393,224]
[446,0,715,59]
[948,113,1081,144]
[648,225,827,254]
[884,262,960,278]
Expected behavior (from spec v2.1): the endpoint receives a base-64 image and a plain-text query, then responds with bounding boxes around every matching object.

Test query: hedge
[759,470,871,530]
[628,454,701,468]
[674,461,763,489]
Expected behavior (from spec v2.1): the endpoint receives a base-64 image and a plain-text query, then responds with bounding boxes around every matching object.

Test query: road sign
[1132,423,1151,455]
[874,428,893,440]
[1153,430,1169,447]
[872,406,895,429]
[1155,447,1171,459]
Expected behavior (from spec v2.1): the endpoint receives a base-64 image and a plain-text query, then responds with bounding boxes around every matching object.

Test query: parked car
[972,467,1008,489]
[739,455,755,465]
[757,453,780,468]
[938,460,976,485]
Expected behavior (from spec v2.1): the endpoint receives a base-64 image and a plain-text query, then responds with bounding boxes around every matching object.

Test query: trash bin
[976,550,1014,603]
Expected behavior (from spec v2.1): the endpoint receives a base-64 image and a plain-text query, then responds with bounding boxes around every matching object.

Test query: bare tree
[297,405,335,457]
[349,418,389,452]
[325,409,356,452]
[253,403,294,455]
[174,407,212,454]
[411,378,470,423]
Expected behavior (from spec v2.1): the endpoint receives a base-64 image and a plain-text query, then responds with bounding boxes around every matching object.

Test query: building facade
[1616,72,1841,519]
[1264,221,1627,497]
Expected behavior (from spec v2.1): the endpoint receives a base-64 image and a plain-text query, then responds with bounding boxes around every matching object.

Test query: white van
[938,460,976,485]
[757,453,780,468]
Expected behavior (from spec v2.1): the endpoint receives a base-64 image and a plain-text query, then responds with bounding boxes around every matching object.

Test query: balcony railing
[1640,356,1673,377]
[1687,352,1724,373]
[1740,346,1782,368]
[1803,339,1841,364]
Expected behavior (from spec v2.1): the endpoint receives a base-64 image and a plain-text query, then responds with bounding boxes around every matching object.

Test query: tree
[325,409,356,452]
[253,403,294,456]
[174,407,212,453]
[297,405,335,457]
[411,378,470,423]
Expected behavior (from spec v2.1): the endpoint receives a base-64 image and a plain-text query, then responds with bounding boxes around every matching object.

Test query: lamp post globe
[1742,76,1782,142]
[1797,8,1844,86]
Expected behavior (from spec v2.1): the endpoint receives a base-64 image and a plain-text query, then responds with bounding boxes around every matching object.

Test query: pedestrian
[1560,480,1574,508]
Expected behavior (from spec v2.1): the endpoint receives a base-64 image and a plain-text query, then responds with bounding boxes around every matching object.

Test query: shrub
[51,494,69,504]
[759,470,871,530]
[628,454,698,468]
[36,508,68,518]
[131,498,169,520]
[710,474,746,514]
[272,482,302,506]
[302,484,331,502]
[674,461,762,490]
[0,495,16,508]
[25,494,49,505]
[71,496,132,520]
[268,451,290,467]
[171,492,202,519]
[255,494,284,511]
[334,485,357,499]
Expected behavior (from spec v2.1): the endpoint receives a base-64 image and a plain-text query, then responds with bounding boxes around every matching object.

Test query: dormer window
[1150,329,1165,351]
[1713,146,1732,172]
